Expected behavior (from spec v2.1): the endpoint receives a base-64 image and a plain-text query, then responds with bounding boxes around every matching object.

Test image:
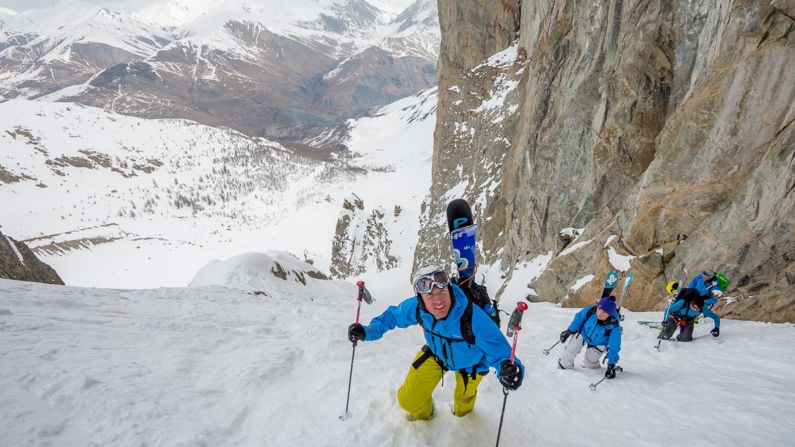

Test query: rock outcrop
[423,0,794,322]
[331,194,400,278]
[0,231,63,284]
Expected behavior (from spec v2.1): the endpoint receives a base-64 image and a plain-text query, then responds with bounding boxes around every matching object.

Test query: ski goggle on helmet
[412,265,450,294]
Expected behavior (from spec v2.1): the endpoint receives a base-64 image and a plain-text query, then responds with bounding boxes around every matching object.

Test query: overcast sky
[0,0,137,12]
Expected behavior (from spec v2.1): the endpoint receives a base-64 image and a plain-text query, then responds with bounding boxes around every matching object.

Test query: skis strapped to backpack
[446,199,500,327]
[602,271,620,298]
[617,274,634,310]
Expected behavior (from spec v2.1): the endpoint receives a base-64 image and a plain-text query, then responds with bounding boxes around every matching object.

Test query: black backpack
[457,278,500,327]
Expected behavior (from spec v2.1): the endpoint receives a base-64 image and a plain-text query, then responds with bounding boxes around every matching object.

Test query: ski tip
[446,198,474,231]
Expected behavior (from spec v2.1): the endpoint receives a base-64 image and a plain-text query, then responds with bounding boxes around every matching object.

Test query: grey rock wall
[425,0,794,322]
[330,194,399,278]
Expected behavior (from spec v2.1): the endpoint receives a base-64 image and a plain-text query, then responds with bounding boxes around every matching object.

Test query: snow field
[0,86,436,289]
[2,278,793,446]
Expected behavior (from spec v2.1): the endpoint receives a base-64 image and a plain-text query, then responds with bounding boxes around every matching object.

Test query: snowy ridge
[189,251,331,295]
[1,3,170,60]
[0,2,171,100]
[1,277,793,445]
[0,0,438,102]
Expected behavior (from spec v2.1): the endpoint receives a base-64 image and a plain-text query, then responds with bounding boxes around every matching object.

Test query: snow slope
[1,276,793,446]
[0,87,436,289]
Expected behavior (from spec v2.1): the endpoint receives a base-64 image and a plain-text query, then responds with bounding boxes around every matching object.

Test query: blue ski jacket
[362,284,522,377]
[688,275,722,306]
[566,305,621,366]
[668,299,721,328]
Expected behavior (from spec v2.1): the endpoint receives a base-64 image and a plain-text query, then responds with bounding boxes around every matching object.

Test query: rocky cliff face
[330,194,400,278]
[0,231,63,285]
[423,0,794,322]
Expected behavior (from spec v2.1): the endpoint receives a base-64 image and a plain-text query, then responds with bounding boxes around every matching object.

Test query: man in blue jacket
[347,265,524,420]
[687,270,723,307]
[557,296,621,380]
[660,295,720,341]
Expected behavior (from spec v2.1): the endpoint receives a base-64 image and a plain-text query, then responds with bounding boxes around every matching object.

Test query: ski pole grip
[506,302,529,337]
[356,281,365,300]
[354,281,365,324]
[507,302,528,363]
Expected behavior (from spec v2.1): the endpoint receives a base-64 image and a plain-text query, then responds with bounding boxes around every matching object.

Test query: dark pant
[660,316,677,339]
[677,318,695,341]
[660,315,694,341]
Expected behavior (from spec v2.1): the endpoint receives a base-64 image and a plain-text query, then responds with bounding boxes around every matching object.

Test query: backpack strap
[412,344,447,371]
[578,305,597,333]
[458,365,479,392]
[455,278,500,326]
[459,298,475,345]
[583,305,619,337]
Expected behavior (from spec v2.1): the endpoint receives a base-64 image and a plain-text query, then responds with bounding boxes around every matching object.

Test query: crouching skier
[557,296,622,380]
[659,295,720,341]
[347,265,524,420]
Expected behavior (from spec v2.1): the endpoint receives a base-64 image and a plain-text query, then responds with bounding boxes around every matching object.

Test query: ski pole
[589,366,622,390]
[655,302,672,350]
[656,269,688,350]
[542,340,559,356]
[340,281,373,421]
[496,302,528,447]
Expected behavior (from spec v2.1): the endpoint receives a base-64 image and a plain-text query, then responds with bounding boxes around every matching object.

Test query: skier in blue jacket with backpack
[660,295,721,341]
[687,270,724,307]
[557,296,622,379]
[347,265,524,420]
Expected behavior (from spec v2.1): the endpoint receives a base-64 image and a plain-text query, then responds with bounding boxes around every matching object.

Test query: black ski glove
[499,361,523,390]
[348,323,366,343]
[711,327,720,337]
[560,330,572,344]
[605,364,617,379]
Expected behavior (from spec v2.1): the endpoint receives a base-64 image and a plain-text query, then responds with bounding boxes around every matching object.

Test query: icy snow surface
[607,247,636,272]
[570,274,594,292]
[1,277,794,446]
[559,238,593,257]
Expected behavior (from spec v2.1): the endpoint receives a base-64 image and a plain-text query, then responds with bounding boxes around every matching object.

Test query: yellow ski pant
[396,349,485,420]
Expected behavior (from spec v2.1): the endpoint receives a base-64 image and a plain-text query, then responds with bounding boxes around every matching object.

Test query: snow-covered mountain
[0,0,440,147]
[0,84,436,289]
[0,3,172,100]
